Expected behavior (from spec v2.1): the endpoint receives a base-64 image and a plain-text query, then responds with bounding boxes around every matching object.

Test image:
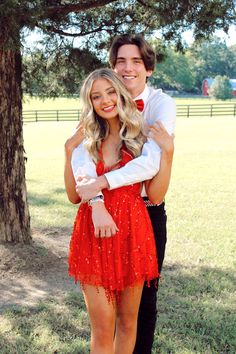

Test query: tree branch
[39,25,105,37]
[44,0,118,18]
[136,0,152,8]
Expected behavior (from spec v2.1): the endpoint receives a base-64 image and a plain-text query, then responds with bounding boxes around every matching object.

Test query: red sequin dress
[68,146,159,301]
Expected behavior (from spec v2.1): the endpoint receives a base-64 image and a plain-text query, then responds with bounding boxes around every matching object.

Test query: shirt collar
[133,85,150,106]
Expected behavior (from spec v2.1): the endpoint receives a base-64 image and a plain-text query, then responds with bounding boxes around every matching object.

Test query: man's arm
[104,137,161,189]
[71,143,98,180]
[76,93,176,200]
[76,137,161,200]
[104,93,176,190]
[145,122,174,204]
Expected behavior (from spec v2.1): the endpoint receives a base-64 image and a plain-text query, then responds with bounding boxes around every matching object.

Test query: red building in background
[202,78,236,97]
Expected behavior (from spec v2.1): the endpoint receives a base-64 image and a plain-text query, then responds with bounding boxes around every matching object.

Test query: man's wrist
[97,175,109,190]
[162,149,174,163]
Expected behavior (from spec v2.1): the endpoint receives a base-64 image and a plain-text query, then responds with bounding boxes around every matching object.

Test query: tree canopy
[148,38,236,93]
[1,0,236,50]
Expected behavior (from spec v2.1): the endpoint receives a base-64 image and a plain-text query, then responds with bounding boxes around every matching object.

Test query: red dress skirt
[68,147,159,301]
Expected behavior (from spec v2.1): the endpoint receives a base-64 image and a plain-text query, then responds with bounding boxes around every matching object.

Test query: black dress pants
[133,201,167,354]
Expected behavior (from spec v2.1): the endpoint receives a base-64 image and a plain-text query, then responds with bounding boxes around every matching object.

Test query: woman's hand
[64,123,84,154]
[91,202,119,238]
[148,121,174,154]
[76,175,109,201]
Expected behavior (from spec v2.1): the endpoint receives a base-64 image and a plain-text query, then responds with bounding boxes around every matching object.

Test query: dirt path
[0,228,78,312]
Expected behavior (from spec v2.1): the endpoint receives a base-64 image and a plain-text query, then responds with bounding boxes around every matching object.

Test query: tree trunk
[0,27,31,243]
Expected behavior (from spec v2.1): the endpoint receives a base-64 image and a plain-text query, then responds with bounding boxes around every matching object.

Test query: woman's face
[90,78,119,121]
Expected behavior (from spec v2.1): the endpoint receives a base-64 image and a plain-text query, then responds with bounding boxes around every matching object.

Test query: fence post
[56,110,59,121]
[35,111,38,122]
[187,105,190,118]
[234,104,236,117]
[210,105,213,117]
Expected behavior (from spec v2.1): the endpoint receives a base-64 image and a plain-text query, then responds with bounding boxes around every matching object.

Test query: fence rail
[177,103,236,117]
[23,109,81,122]
[23,103,236,122]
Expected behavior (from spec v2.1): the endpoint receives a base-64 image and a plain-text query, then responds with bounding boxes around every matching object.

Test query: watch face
[88,195,104,206]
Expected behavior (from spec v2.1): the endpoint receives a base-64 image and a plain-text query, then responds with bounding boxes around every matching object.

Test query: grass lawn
[23,96,82,110]
[22,95,236,111]
[1,116,236,353]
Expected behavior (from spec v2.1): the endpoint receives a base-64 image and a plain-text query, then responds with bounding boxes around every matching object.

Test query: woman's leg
[82,284,116,354]
[114,283,144,354]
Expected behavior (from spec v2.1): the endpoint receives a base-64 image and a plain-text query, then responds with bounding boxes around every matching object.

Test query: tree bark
[0,26,31,243]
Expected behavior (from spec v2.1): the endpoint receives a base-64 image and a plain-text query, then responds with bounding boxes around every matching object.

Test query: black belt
[142,197,164,208]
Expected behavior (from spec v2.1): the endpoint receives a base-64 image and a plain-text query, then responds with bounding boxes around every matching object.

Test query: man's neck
[130,85,146,99]
[133,85,148,100]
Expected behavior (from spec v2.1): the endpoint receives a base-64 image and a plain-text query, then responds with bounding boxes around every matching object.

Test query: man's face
[114,44,153,98]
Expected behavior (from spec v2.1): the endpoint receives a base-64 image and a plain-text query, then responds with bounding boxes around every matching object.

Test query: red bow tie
[135,99,144,112]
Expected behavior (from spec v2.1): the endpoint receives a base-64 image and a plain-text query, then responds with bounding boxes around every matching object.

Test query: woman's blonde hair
[80,68,145,163]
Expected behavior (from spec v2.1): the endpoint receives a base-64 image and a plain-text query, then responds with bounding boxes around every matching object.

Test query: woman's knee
[91,311,115,342]
[116,312,137,335]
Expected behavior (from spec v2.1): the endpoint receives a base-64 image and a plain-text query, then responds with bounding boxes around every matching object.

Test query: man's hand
[148,121,174,154]
[64,123,84,153]
[91,202,119,237]
[76,175,109,201]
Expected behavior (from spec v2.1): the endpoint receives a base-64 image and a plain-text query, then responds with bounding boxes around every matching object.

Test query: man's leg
[133,202,167,354]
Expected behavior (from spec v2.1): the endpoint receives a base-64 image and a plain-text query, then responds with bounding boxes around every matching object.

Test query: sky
[181,26,236,46]
[25,25,236,49]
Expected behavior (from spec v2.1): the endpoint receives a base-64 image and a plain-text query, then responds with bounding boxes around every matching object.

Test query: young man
[69,35,176,353]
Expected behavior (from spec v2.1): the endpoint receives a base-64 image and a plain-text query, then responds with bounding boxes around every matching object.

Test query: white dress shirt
[71,85,176,195]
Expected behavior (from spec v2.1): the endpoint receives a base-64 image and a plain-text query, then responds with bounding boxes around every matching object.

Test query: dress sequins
[68,146,159,301]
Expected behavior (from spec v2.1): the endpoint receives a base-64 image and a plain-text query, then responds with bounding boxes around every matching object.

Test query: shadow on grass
[27,190,66,207]
[0,230,75,311]
[53,187,66,194]
[0,293,90,354]
[153,263,236,353]
[0,263,235,353]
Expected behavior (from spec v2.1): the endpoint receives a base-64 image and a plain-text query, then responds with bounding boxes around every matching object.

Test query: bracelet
[88,195,104,206]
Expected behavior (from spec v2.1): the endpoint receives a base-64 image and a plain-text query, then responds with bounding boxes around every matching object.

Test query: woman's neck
[107,118,120,138]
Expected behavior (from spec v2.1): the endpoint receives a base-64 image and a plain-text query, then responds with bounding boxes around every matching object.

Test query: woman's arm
[145,121,174,204]
[64,125,84,204]
[64,126,118,236]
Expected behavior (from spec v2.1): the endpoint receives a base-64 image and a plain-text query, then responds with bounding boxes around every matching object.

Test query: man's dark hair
[109,34,156,71]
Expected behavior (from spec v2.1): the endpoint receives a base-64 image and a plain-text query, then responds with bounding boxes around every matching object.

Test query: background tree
[0,0,235,244]
[150,46,196,92]
[23,47,103,97]
[149,37,236,94]
[209,75,233,100]
[190,37,236,89]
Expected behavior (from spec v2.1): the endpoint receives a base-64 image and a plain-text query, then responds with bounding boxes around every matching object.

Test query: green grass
[174,97,236,105]
[22,95,236,111]
[22,121,78,228]
[23,96,81,110]
[1,116,236,353]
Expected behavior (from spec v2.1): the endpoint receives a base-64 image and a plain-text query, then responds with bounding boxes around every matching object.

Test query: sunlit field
[23,95,82,110]
[23,95,236,111]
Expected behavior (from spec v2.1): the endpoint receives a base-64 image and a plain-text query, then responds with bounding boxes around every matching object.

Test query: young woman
[64,68,158,354]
